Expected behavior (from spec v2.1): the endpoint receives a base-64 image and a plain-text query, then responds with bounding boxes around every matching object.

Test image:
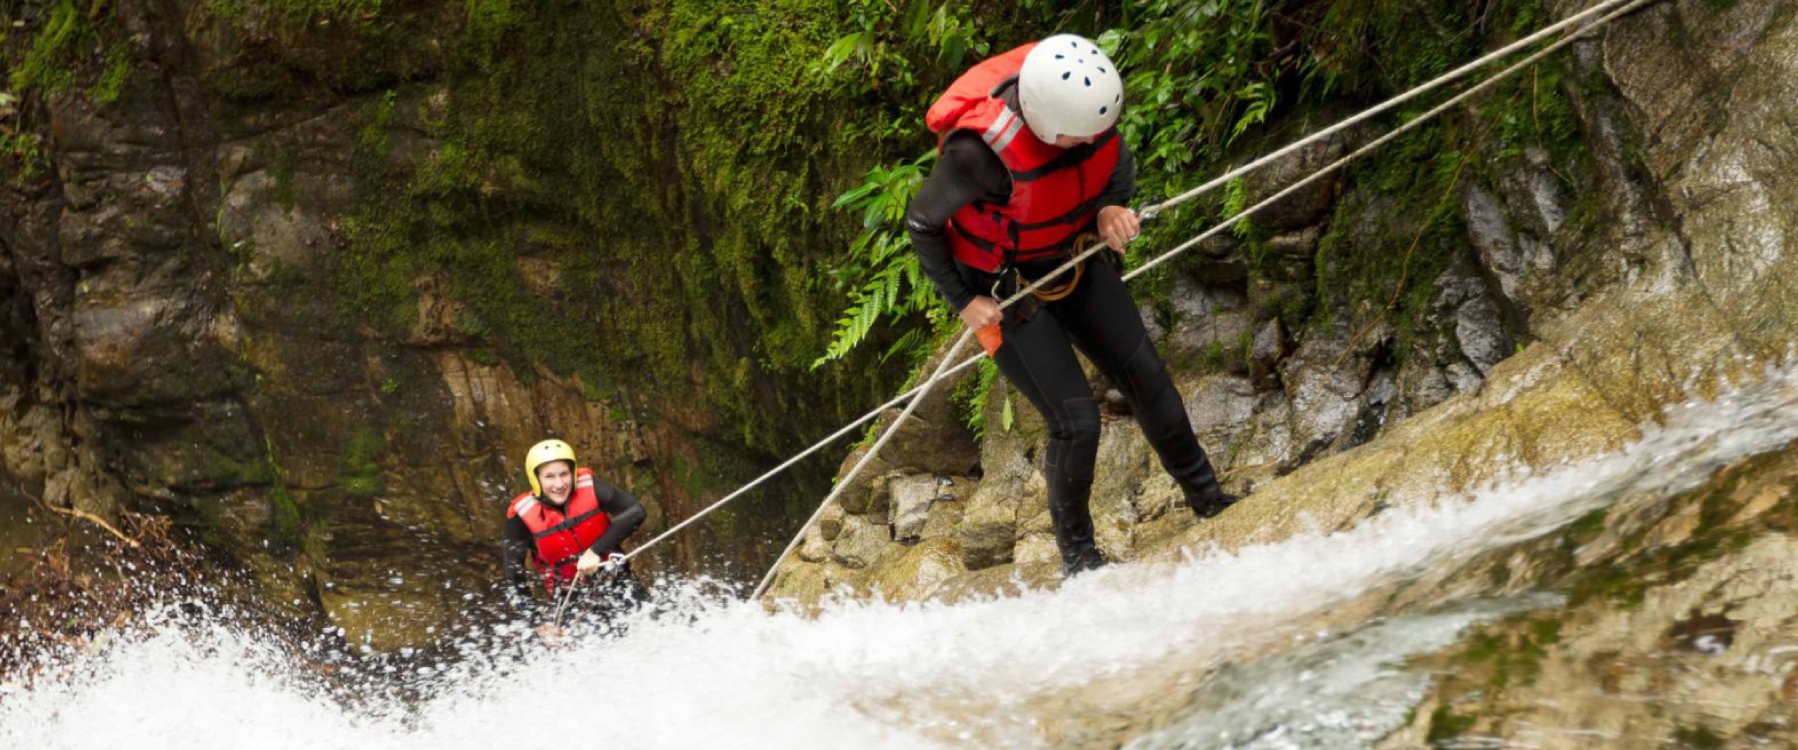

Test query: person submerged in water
[503,439,649,643]
[906,34,1239,576]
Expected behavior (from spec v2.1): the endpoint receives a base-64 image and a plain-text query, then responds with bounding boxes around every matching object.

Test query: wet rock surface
[0,0,872,648]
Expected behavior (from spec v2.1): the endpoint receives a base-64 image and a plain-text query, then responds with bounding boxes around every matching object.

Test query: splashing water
[7,366,1798,749]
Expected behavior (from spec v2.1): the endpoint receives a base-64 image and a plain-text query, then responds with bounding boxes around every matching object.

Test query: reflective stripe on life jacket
[507,468,611,594]
[924,42,1122,273]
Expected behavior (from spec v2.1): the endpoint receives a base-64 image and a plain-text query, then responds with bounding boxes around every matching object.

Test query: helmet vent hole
[1084,77,1091,86]
[1114,94,1121,103]
[1098,67,1106,74]
[1062,71,1071,80]
[1099,106,1108,115]
[1055,54,1064,59]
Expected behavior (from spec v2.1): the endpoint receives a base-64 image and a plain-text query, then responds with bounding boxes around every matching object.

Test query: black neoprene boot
[1185,487,1240,519]
[1047,470,1110,576]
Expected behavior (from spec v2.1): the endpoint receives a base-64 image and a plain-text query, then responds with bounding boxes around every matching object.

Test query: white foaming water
[7,366,1798,749]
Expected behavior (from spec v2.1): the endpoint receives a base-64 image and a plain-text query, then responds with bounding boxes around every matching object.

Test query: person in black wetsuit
[906,34,1239,576]
[503,439,648,642]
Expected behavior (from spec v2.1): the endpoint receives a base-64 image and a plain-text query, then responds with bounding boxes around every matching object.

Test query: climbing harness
[602,0,1660,600]
[1022,249,1089,303]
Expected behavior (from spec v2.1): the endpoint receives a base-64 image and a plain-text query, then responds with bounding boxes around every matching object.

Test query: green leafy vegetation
[814,154,946,368]
[814,0,1599,377]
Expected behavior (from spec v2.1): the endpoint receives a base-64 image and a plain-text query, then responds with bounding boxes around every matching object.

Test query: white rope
[1139,0,1637,220]
[624,0,1656,594]
[551,569,585,628]
[748,332,974,597]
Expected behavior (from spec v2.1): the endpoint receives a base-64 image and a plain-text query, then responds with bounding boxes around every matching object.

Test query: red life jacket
[925,42,1122,273]
[507,468,612,594]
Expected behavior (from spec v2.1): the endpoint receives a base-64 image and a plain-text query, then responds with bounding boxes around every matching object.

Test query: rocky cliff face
[765,0,1798,605]
[0,0,937,648]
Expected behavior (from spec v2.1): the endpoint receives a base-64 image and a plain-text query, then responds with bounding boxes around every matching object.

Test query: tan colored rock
[818,503,846,541]
[1012,533,1059,566]
[928,561,1062,605]
[796,528,830,564]
[919,497,965,542]
[865,537,965,601]
[958,492,1019,571]
[830,514,892,569]
[888,473,944,542]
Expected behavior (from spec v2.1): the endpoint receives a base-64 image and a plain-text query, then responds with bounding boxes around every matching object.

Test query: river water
[6,366,1798,748]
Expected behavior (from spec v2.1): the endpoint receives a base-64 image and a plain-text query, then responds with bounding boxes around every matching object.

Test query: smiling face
[536,461,574,504]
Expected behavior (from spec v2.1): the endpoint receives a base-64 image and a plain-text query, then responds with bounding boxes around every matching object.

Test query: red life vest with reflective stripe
[507,468,612,593]
[925,42,1122,273]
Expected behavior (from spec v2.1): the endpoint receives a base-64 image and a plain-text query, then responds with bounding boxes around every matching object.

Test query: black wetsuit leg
[989,258,1229,571]
[988,275,1107,573]
[1050,259,1229,510]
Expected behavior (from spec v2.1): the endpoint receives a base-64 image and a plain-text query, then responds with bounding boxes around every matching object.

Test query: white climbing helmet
[1017,33,1124,144]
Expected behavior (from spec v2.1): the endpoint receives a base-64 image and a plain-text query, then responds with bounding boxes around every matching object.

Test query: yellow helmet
[524,439,577,496]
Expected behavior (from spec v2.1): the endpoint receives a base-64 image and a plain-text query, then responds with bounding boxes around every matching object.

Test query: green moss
[204,65,277,102]
[1529,618,1562,646]
[205,0,246,20]
[341,428,386,497]
[8,0,135,105]
[1,132,52,185]
[89,42,133,103]
[1671,725,1727,750]
[271,147,297,211]
[1204,339,1227,370]
[462,0,522,59]
[247,0,383,23]
[1565,507,1609,545]
[10,0,91,94]
[358,90,398,159]
[269,483,304,549]
[1425,704,1476,745]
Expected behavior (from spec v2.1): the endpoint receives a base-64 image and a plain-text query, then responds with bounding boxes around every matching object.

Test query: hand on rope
[958,296,1003,330]
[551,569,585,632]
[575,550,627,579]
[1095,206,1140,253]
[534,622,568,647]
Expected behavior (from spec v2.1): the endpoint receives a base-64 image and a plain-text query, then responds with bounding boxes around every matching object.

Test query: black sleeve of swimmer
[1095,136,1137,211]
[586,480,647,557]
[905,132,1011,311]
[502,515,542,608]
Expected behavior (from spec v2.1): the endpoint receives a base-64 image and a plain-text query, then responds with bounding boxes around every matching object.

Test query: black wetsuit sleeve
[502,515,541,607]
[587,480,646,556]
[1096,137,1137,211]
[904,131,1012,311]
